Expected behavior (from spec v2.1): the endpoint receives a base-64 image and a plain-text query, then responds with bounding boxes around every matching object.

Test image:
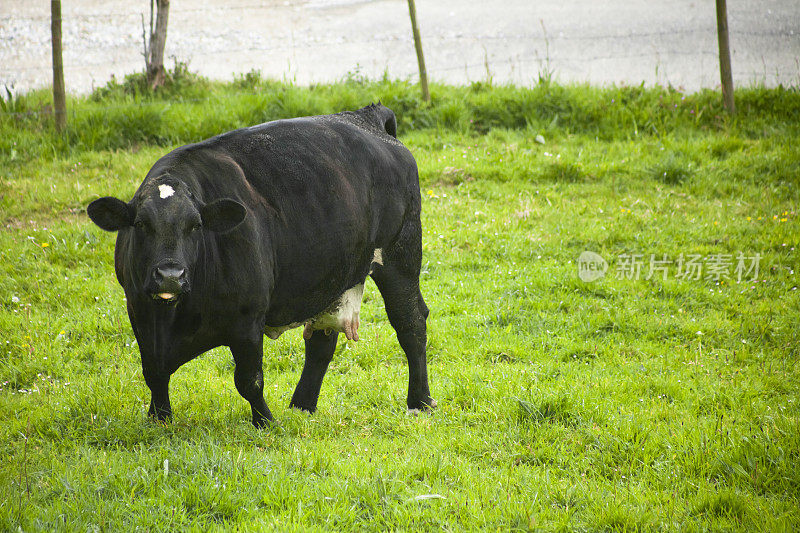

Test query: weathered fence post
[406,0,430,103]
[715,0,735,114]
[50,0,66,131]
[145,0,170,90]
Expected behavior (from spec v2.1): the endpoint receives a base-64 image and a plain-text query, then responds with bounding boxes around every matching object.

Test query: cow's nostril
[156,266,185,281]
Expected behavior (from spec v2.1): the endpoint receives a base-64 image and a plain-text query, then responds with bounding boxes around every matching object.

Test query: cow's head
[87,177,246,303]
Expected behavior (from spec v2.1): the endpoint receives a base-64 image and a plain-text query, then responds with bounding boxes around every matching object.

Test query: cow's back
[175,105,419,326]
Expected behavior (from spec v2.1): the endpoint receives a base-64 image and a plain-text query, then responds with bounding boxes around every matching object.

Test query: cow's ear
[200,199,246,233]
[87,197,134,232]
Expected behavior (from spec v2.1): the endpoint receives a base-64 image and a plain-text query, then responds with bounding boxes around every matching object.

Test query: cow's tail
[371,103,397,138]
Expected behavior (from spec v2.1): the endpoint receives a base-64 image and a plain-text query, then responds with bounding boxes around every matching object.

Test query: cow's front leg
[230,336,273,427]
[142,365,172,421]
[290,329,339,413]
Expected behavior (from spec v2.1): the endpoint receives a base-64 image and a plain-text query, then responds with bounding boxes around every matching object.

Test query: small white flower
[11,296,19,303]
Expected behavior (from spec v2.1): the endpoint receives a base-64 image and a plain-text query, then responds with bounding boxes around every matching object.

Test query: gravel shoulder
[1,0,798,94]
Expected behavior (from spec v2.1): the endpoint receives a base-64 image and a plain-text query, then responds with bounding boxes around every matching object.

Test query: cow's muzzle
[150,261,189,303]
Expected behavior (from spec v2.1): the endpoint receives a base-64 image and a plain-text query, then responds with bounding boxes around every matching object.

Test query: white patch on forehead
[158,184,175,199]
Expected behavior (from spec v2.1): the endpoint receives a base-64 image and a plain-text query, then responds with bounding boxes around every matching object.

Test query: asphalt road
[1,0,798,94]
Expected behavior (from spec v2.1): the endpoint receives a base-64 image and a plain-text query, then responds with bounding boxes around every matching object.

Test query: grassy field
[1,74,799,530]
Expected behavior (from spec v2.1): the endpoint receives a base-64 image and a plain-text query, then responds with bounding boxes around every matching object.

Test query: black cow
[87,104,435,427]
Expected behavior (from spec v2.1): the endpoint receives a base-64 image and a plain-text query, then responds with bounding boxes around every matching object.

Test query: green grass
[1,75,799,530]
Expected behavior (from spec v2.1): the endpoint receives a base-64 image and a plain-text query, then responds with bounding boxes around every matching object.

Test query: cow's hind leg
[230,336,273,427]
[371,222,435,412]
[290,330,339,413]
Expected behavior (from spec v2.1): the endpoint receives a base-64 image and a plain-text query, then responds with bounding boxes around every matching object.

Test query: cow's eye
[134,219,146,230]
[191,223,202,232]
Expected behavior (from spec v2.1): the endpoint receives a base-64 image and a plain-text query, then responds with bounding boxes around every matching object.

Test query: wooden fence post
[406,0,430,103]
[715,0,735,114]
[51,0,66,131]
[146,0,170,89]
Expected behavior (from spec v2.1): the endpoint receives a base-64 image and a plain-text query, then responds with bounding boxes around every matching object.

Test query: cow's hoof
[252,415,274,429]
[148,405,172,422]
[150,416,172,426]
[407,398,437,415]
[289,401,316,414]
